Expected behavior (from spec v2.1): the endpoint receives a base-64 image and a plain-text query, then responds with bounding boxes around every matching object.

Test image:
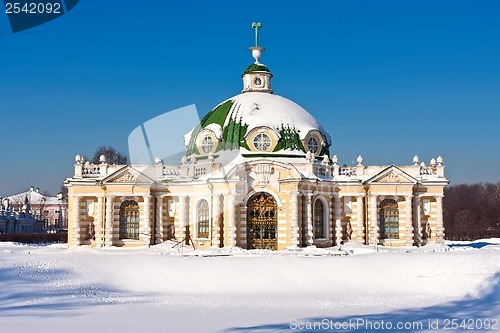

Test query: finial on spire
[249,22,265,64]
[252,22,262,46]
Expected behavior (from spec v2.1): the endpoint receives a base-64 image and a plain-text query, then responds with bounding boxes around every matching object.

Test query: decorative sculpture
[346,221,353,240]
[356,155,363,166]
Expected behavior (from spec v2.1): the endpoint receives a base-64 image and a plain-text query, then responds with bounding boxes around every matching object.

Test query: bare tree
[59,184,68,198]
[90,146,128,165]
[444,182,500,240]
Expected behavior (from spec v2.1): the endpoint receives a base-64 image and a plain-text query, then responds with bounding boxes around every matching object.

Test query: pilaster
[211,193,223,248]
[95,196,104,247]
[177,196,188,242]
[72,196,81,246]
[356,195,364,243]
[141,195,152,246]
[155,195,164,244]
[405,195,413,246]
[290,192,300,247]
[227,194,237,247]
[305,192,313,246]
[435,195,444,243]
[413,195,422,246]
[104,196,114,246]
[369,195,378,245]
[334,194,342,246]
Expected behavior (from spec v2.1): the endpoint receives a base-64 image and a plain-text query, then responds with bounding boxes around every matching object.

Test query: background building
[1,186,68,232]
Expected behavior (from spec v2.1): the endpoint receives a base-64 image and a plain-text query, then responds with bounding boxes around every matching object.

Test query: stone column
[72,196,81,246]
[435,195,444,243]
[369,195,378,245]
[141,195,152,245]
[334,195,342,246]
[177,196,187,242]
[405,195,413,246]
[290,192,300,247]
[305,193,314,246]
[211,193,223,248]
[356,195,364,243]
[95,196,104,247]
[413,195,422,246]
[155,196,164,244]
[104,195,114,246]
[227,194,236,247]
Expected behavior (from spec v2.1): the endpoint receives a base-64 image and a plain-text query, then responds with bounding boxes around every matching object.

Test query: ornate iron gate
[247,192,277,250]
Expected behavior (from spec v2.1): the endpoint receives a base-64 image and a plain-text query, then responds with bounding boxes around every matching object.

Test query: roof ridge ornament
[250,22,265,64]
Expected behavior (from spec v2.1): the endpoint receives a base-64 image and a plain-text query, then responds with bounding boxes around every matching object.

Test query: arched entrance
[246,192,277,250]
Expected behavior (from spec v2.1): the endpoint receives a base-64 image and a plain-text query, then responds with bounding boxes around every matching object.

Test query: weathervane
[252,22,262,46]
[249,22,265,64]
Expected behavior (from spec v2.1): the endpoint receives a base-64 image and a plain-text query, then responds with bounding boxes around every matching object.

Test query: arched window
[307,136,319,154]
[314,199,325,239]
[201,135,214,154]
[379,199,399,239]
[197,199,209,238]
[253,133,272,151]
[119,200,139,239]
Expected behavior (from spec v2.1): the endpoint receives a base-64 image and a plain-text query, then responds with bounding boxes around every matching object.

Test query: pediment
[102,166,156,184]
[364,165,418,185]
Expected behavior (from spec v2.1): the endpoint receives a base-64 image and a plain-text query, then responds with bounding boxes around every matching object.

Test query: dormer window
[196,129,218,155]
[307,137,319,154]
[253,133,272,151]
[304,130,325,155]
[201,135,214,154]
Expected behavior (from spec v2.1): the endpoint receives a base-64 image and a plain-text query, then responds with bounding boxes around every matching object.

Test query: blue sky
[0,0,499,196]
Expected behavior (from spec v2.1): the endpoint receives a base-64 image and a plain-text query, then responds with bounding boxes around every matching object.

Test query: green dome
[243,63,270,74]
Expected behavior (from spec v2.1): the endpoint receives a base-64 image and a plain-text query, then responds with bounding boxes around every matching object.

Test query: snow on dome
[225,92,330,142]
[204,123,223,139]
[185,92,332,156]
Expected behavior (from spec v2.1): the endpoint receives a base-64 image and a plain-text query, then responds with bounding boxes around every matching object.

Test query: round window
[254,77,262,86]
[201,135,214,154]
[253,133,272,151]
[307,137,319,154]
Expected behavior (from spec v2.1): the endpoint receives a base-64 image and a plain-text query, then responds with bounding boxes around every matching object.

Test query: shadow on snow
[447,242,497,249]
[0,258,146,317]
[223,272,500,333]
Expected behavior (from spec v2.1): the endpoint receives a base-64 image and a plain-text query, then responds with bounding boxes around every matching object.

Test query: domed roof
[184,22,331,157]
[185,92,331,156]
[243,63,270,74]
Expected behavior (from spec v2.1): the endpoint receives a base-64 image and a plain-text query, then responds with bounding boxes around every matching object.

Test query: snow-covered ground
[1,240,499,333]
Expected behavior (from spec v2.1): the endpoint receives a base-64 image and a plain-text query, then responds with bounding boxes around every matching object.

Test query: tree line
[444,183,500,240]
